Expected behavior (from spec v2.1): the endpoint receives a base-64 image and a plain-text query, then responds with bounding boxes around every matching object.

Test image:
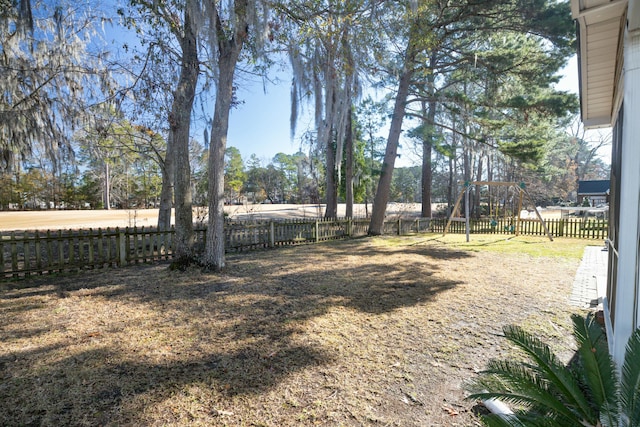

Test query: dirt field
[0,203,426,232]
[0,203,562,232]
[0,234,589,426]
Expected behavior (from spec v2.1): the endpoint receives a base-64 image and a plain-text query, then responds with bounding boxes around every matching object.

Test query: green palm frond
[571,313,619,426]
[503,324,598,424]
[467,342,595,426]
[621,328,640,426]
[480,406,583,427]
[501,413,571,427]
[467,346,593,425]
[469,315,640,427]
[478,359,573,411]
[480,414,527,427]
[483,413,582,427]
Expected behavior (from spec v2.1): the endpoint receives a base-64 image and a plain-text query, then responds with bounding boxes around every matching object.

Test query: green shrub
[467,313,640,427]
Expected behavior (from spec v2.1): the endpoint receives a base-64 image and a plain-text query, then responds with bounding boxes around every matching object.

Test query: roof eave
[571,0,627,129]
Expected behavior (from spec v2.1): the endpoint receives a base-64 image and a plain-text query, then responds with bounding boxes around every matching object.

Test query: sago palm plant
[467,313,640,427]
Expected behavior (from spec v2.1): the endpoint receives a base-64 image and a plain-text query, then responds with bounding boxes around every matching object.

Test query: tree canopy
[0,0,605,267]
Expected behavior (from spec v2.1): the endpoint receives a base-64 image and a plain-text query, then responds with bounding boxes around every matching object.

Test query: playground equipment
[443,181,553,242]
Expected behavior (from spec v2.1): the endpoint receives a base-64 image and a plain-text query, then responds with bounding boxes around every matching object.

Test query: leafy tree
[284,0,381,218]
[290,151,312,203]
[224,146,246,204]
[75,106,165,210]
[339,119,368,210]
[1,1,113,171]
[272,152,298,203]
[368,0,577,233]
[76,174,103,209]
[523,119,610,205]
[390,166,421,203]
[355,97,386,217]
[124,0,203,266]
[114,8,180,228]
[0,171,19,210]
[368,0,435,234]
[245,164,286,204]
[190,139,209,206]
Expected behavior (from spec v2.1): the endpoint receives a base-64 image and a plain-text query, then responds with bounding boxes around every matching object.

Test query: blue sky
[227,74,304,165]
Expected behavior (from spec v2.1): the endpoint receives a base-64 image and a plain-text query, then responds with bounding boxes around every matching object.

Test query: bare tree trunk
[487,153,494,214]
[369,46,415,235]
[365,127,376,218]
[323,79,338,219]
[157,134,174,231]
[448,153,455,208]
[421,96,436,218]
[462,144,471,181]
[474,150,484,219]
[170,7,199,267]
[104,161,110,210]
[203,2,247,271]
[421,137,433,217]
[296,156,305,203]
[447,117,457,210]
[421,50,438,218]
[345,105,354,218]
[205,62,239,271]
[325,135,338,218]
[462,141,472,218]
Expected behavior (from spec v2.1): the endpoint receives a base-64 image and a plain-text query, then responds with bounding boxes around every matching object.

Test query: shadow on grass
[0,237,471,425]
[1,344,329,426]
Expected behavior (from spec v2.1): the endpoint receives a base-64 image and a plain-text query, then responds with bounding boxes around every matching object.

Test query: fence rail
[1,218,431,280]
[1,216,607,281]
[429,217,608,240]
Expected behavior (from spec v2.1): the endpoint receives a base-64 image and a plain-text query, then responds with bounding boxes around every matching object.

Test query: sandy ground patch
[0,203,424,231]
[0,235,588,426]
[0,203,566,232]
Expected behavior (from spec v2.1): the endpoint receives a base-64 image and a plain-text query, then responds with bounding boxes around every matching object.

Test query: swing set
[443,181,553,242]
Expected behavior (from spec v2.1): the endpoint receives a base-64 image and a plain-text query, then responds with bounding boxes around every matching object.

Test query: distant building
[577,180,610,206]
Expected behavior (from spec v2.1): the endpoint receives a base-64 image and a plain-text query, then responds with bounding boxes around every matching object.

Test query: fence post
[0,235,4,276]
[10,232,18,278]
[398,218,402,235]
[315,220,320,242]
[269,221,275,248]
[34,231,41,273]
[117,228,126,266]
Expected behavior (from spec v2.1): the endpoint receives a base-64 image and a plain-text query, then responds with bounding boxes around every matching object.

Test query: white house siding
[613,26,640,364]
[572,0,640,367]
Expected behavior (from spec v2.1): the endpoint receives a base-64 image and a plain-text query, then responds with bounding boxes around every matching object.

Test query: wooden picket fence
[429,217,608,240]
[0,216,607,281]
[0,218,431,280]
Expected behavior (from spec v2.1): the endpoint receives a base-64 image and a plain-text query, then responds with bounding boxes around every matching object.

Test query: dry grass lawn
[0,234,590,426]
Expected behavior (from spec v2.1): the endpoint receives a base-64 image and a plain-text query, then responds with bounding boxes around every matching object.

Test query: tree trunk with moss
[203,0,249,271]
[170,5,199,268]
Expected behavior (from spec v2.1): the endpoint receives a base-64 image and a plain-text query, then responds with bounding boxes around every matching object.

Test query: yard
[0,234,590,426]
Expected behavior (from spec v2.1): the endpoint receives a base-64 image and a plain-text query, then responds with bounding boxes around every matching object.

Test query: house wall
[572,0,640,367]
[611,24,640,365]
[607,105,622,342]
